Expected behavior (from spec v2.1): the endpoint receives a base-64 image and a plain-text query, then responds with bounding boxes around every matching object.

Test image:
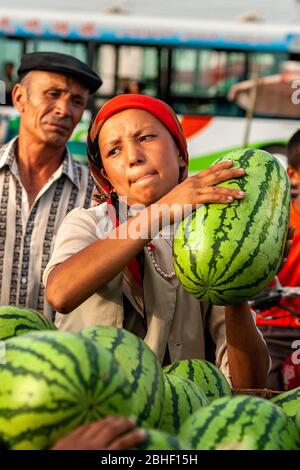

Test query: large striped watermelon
[0,306,56,341]
[271,386,300,422]
[163,359,231,403]
[180,395,300,450]
[173,149,290,304]
[80,326,165,428]
[160,374,208,434]
[0,331,132,450]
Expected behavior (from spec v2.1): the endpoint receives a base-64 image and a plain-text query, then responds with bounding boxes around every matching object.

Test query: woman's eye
[140,134,154,142]
[108,147,120,157]
[47,90,60,98]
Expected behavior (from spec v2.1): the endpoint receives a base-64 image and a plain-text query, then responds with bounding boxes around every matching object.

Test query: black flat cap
[17,51,102,94]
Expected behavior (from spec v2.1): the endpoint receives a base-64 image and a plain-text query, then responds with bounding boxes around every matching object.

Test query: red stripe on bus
[180,116,212,139]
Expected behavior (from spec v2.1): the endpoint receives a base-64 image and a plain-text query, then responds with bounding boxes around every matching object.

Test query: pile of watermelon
[0,306,300,450]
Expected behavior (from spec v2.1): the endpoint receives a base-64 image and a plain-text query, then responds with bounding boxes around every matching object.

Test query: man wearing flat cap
[0,51,102,319]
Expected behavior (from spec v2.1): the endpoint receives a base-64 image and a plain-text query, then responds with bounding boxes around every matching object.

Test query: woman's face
[99,109,185,207]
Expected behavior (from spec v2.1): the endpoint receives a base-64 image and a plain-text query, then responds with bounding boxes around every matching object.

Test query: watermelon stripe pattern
[271,386,300,421]
[0,306,56,341]
[173,149,290,304]
[80,326,165,428]
[136,429,190,450]
[164,359,231,403]
[296,407,300,431]
[180,395,300,450]
[160,374,208,434]
[0,331,132,449]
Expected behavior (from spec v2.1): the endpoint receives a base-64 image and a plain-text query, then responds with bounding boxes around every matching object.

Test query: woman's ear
[178,155,186,168]
[100,168,115,192]
[100,167,110,182]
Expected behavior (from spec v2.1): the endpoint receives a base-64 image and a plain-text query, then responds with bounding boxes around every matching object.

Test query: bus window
[0,38,23,105]
[171,49,246,97]
[117,46,142,93]
[0,38,23,78]
[141,47,159,96]
[170,48,246,115]
[117,45,159,96]
[94,44,117,96]
[248,52,288,78]
[171,48,200,95]
[0,38,24,71]
[26,40,87,62]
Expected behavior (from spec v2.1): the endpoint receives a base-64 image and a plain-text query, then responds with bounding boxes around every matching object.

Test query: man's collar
[0,137,18,170]
[0,137,81,189]
[62,147,81,189]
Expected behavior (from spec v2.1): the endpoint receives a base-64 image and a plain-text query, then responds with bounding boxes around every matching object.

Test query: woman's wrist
[225,302,250,316]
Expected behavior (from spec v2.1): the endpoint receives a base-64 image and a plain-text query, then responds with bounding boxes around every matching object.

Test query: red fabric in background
[256,201,300,328]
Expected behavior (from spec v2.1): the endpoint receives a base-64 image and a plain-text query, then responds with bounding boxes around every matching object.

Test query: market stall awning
[228,73,300,117]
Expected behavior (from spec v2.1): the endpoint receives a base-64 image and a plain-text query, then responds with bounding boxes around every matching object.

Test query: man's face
[13,71,89,148]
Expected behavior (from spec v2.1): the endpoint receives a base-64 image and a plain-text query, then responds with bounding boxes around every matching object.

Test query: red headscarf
[87,93,189,200]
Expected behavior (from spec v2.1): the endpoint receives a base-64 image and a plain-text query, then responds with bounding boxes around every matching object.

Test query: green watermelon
[80,326,165,428]
[135,429,190,450]
[160,374,208,434]
[296,407,300,431]
[0,306,56,341]
[271,386,300,421]
[180,395,300,450]
[164,359,231,403]
[0,331,132,450]
[173,148,290,304]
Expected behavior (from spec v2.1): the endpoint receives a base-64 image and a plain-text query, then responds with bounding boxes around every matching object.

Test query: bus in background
[1,8,300,170]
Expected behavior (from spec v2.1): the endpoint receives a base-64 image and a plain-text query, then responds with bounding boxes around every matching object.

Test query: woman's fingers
[194,160,246,185]
[97,417,146,450]
[195,167,246,186]
[197,160,234,177]
[194,186,246,205]
[162,185,246,222]
[109,428,147,450]
[51,416,139,450]
[96,417,137,448]
[158,161,246,219]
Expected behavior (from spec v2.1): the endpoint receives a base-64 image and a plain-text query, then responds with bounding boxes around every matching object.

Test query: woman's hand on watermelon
[157,160,246,223]
[51,416,146,450]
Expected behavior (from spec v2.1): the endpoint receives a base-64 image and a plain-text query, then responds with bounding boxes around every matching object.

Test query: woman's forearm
[46,206,159,313]
[225,303,269,389]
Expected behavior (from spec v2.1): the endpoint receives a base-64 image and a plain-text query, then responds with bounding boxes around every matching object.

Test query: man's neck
[16,134,66,207]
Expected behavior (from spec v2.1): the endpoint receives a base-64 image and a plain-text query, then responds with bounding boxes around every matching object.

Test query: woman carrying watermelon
[44,94,270,389]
